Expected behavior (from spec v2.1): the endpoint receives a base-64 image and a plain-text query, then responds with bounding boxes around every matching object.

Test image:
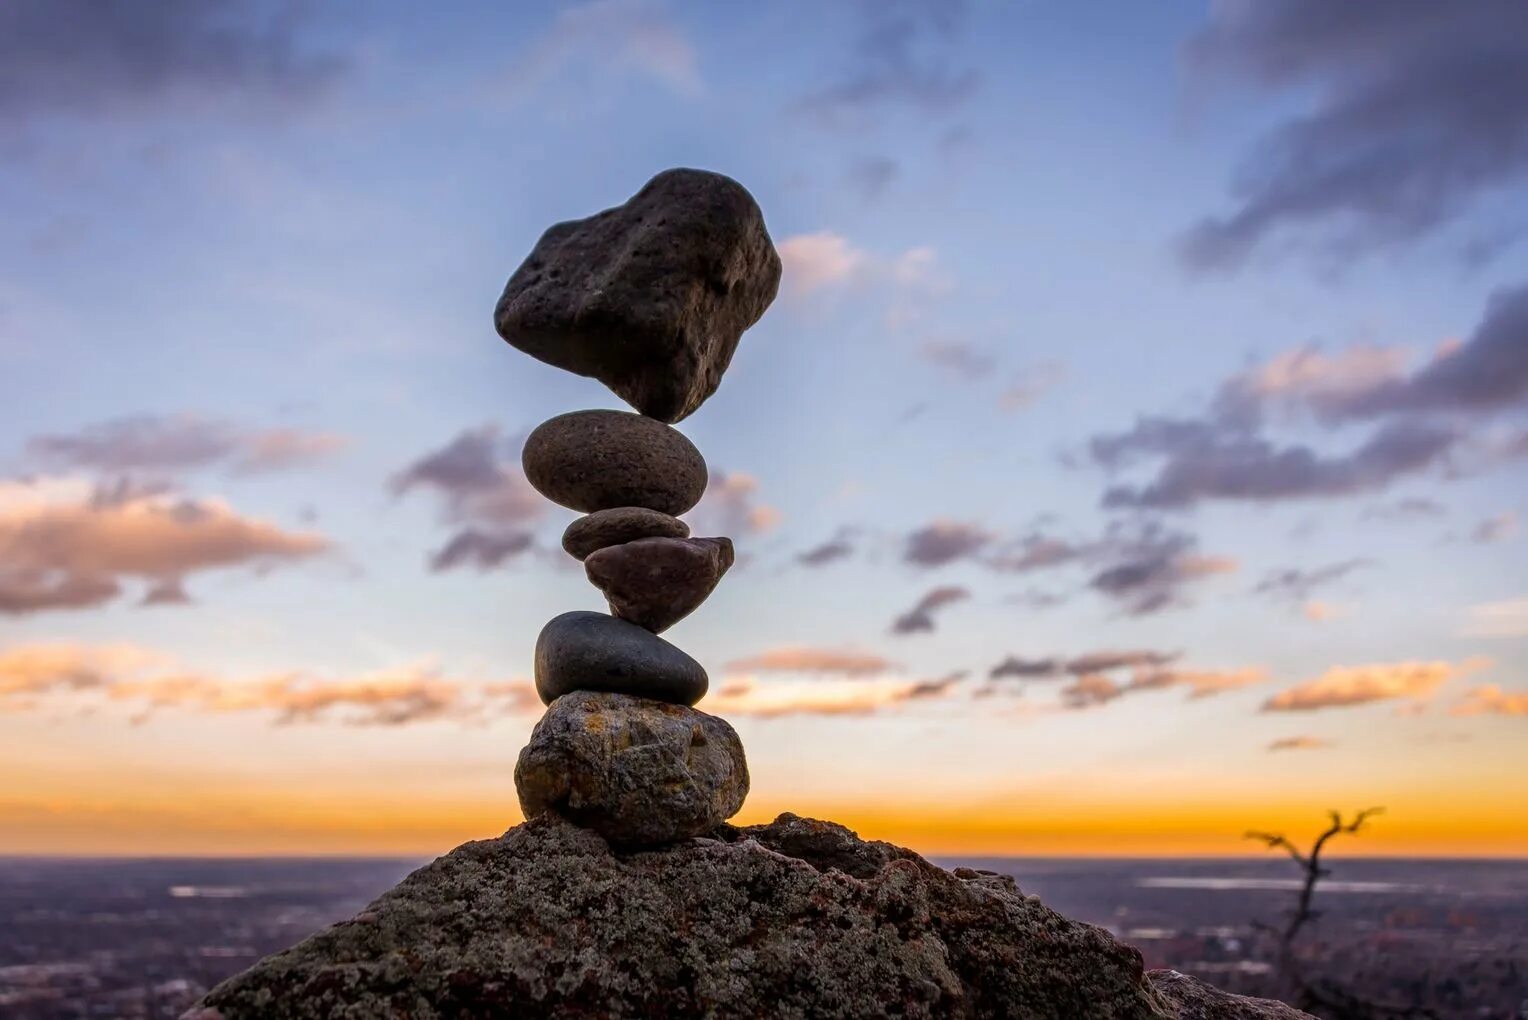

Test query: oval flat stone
[522,410,706,516]
[515,690,748,846]
[535,610,708,706]
[562,506,690,561]
[585,536,733,634]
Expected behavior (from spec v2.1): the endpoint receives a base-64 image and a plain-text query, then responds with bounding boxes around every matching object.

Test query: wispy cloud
[1459,597,1528,638]
[391,426,542,573]
[0,477,326,614]
[690,471,781,537]
[0,0,347,123]
[890,585,969,634]
[1180,1,1528,271]
[26,414,346,475]
[1263,658,1491,712]
[725,646,896,677]
[710,672,962,718]
[1267,736,1332,753]
[1451,685,1528,717]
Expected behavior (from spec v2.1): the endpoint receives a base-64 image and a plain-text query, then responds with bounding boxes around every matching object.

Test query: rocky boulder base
[188,813,1313,1020]
[515,690,748,845]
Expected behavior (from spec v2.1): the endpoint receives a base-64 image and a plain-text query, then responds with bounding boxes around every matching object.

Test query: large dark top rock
[189,813,1315,1020]
[494,168,782,423]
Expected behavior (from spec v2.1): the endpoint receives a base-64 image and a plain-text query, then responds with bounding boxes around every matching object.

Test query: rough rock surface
[522,409,707,516]
[535,610,708,706]
[494,168,783,423]
[585,535,734,633]
[191,813,1315,1020]
[1149,971,1310,1019]
[562,506,690,560]
[515,690,748,844]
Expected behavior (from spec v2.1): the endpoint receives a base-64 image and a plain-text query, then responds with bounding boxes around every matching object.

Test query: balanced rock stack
[499,168,782,846]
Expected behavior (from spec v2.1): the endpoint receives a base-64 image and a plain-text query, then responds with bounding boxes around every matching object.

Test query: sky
[1,0,1525,858]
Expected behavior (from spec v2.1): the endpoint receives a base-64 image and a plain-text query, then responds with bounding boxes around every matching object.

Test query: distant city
[1,855,1524,1019]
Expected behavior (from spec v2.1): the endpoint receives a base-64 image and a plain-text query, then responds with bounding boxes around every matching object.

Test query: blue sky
[1,0,1525,855]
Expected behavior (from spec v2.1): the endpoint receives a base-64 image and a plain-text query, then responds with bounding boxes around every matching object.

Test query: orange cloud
[1263,658,1491,712]
[0,478,326,613]
[709,674,960,718]
[1267,736,1331,752]
[724,646,897,677]
[0,642,165,701]
[691,471,781,537]
[1127,667,1269,699]
[0,640,537,727]
[1060,674,1123,709]
[1451,685,1528,717]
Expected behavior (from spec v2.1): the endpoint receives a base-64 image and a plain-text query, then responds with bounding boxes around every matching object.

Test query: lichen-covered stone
[515,690,747,845]
[1149,971,1311,1019]
[494,168,783,423]
[191,812,1313,1020]
[585,535,734,633]
[562,506,690,561]
[522,409,707,516]
[535,610,708,706]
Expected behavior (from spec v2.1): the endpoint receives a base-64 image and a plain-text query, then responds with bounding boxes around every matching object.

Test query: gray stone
[515,690,748,845]
[562,506,690,561]
[494,168,783,423]
[190,812,1315,1020]
[535,610,707,706]
[585,536,733,633]
[522,409,707,516]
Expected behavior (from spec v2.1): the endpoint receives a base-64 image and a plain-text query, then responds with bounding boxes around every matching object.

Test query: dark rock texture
[522,409,707,516]
[562,506,690,561]
[534,610,707,706]
[585,535,734,633]
[515,690,748,845]
[494,168,782,423]
[191,813,1314,1020]
[1149,971,1310,1019]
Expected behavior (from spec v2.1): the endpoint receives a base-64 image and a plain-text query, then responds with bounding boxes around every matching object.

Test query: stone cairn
[498,168,782,846]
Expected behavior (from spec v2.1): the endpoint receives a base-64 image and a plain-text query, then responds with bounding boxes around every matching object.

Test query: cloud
[1086,530,1237,616]
[1472,512,1518,544]
[846,155,899,198]
[903,519,994,567]
[792,0,979,127]
[1301,600,1352,623]
[1063,649,1179,675]
[711,672,962,718]
[1060,674,1124,710]
[776,232,946,304]
[920,340,996,381]
[0,0,346,122]
[0,640,539,727]
[489,0,699,103]
[0,643,165,701]
[1263,658,1490,712]
[796,529,856,567]
[989,656,1061,680]
[724,647,896,677]
[1459,597,1528,638]
[890,585,969,634]
[1098,419,1458,510]
[428,529,534,573]
[1180,1,1528,270]
[998,364,1065,412]
[690,471,781,537]
[1125,667,1268,700]
[1267,736,1332,753]
[26,414,345,475]
[1253,559,1369,603]
[392,426,543,572]
[1363,497,1446,522]
[1451,684,1528,717]
[0,477,326,614]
